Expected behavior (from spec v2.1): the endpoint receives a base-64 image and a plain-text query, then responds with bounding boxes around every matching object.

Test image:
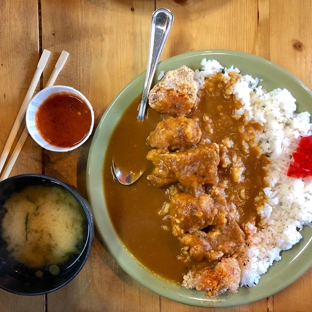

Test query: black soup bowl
[0,174,93,295]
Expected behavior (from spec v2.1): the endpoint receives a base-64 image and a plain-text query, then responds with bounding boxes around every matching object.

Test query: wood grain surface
[0,0,311,311]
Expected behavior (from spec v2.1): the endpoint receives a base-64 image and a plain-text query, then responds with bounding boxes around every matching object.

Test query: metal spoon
[137,7,174,121]
[112,8,174,185]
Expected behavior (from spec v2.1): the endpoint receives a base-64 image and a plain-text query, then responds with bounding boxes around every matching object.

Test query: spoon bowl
[111,160,144,185]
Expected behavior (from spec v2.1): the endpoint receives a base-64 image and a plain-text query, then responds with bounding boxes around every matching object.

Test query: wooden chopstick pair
[0,50,70,181]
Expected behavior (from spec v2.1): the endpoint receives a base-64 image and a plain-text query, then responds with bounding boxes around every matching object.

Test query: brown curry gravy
[103,72,269,283]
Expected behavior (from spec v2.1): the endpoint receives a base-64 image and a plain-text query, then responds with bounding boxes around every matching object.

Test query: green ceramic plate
[86,50,312,308]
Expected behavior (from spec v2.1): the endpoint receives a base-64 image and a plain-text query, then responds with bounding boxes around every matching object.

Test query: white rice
[195,59,312,287]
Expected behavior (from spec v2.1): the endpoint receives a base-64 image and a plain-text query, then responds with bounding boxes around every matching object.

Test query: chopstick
[0,49,51,174]
[0,127,29,181]
[46,51,69,87]
[0,50,70,181]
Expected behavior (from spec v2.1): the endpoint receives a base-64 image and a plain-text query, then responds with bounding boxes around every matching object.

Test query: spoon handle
[137,8,174,121]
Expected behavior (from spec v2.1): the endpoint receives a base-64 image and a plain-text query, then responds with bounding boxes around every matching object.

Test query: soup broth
[1,184,87,276]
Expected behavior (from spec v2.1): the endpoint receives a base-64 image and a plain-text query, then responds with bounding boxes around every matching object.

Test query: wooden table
[1,0,311,311]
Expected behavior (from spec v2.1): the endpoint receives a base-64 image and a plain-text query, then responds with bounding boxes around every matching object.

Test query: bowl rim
[26,85,94,152]
[0,173,94,296]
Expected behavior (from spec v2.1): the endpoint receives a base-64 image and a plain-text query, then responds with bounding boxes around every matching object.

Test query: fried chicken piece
[149,66,198,117]
[147,117,202,151]
[169,193,217,237]
[179,219,245,262]
[169,190,230,237]
[147,144,220,195]
[182,258,241,297]
[179,198,245,262]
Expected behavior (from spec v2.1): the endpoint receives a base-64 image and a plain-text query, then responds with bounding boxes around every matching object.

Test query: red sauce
[36,92,92,148]
[287,135,312,178]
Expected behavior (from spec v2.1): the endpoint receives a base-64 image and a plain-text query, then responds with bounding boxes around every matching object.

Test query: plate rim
[86,49,312,308]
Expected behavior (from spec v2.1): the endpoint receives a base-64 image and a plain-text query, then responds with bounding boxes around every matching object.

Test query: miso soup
[1,184,87,276]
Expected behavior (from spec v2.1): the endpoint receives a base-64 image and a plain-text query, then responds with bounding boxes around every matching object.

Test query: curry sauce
[103,98,190,281]
[103,71,269,284]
